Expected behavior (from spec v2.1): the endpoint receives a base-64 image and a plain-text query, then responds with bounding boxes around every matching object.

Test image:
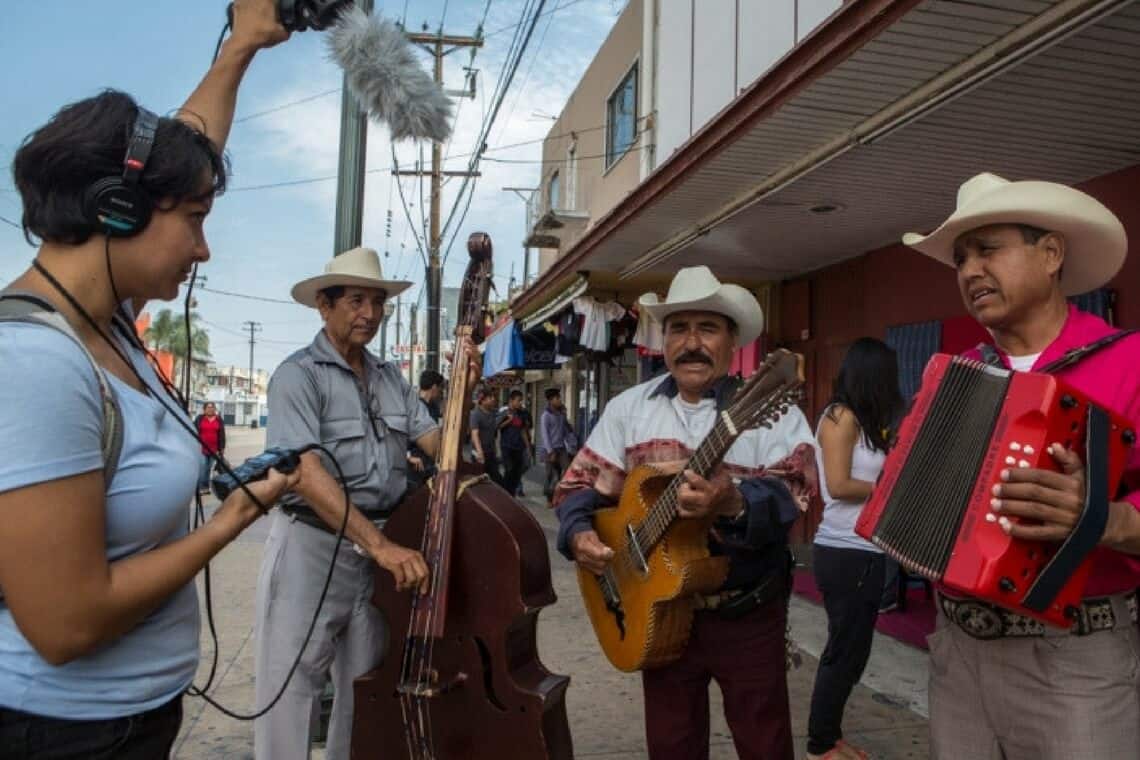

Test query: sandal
[837,739,869,759]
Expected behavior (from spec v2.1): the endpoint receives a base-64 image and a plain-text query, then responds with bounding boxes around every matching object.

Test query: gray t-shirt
[268,330,438,515]
[469,406,500,459]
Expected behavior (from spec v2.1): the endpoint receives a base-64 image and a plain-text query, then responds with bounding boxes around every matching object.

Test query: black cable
[190,443,351,720]
[33,259,356,721]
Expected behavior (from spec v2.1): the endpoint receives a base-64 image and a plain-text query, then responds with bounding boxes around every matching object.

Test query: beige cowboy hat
[291,246,413,308]
[902,172,1127,296]
[639,265,764,346]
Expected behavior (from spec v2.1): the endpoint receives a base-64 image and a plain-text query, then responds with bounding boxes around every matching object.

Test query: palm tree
[144,309,212,399]
[145,309,212,360]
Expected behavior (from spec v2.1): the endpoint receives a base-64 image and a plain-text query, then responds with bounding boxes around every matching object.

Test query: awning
[511,0,1140,314]
[519,275,589,331]
[482,319,524,377]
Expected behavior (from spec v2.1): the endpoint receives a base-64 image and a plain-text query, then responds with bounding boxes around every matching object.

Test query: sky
[0,0,624,371]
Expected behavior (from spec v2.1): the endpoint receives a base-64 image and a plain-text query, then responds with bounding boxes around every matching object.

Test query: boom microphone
[326,5,454,142]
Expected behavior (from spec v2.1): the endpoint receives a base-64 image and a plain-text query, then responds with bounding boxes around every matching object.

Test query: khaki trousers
[928,594,1140,760]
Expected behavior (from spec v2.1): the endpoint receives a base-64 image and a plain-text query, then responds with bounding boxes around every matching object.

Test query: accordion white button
[1005,456,1017,465]
[985,513,998,523]
[1018,459,1030,468]
[1023,445,1035,455]
[1010,442,1022,451]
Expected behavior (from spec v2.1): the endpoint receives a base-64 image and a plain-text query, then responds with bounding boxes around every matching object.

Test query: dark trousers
[642,598,793,760]
[502,448,528,496]
[543,449,570,500]
[807,544,885,755]
[482,453,505,489]
[0,696,182,760]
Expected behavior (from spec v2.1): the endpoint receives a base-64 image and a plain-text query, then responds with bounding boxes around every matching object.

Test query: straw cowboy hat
[291,246,413,308]
[903,172,1127,296]
[639,266,764,346]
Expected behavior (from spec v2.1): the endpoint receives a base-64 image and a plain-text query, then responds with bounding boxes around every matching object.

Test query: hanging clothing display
[632,304,664,355]
[572,296,626,352]
[482,318,525,377]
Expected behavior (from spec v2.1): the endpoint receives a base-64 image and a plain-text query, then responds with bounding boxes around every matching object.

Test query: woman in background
[806,338,903,760]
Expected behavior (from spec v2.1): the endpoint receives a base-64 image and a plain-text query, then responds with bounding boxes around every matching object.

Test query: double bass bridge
[397,671,468,698]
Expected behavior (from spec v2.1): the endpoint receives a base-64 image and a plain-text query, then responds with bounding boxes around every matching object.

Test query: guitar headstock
[725,349,805,432]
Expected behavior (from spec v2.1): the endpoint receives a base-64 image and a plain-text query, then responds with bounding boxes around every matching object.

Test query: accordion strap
[1022,404,1111,614]
[978,329,1137,373]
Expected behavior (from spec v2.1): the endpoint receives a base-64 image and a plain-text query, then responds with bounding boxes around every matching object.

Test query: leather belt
[697,572,787,621]
[281,505,388,535]
[940,591,1138,640]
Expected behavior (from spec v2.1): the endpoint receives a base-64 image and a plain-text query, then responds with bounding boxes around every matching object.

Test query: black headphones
[84,106,159,238]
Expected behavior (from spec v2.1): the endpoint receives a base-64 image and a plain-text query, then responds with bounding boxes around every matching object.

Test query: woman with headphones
[0,2,295,757]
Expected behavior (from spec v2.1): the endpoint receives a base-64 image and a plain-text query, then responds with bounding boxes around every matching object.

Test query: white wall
[653,0,841,160]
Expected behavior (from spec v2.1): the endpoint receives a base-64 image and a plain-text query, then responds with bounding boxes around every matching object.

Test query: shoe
[837,739,869,759]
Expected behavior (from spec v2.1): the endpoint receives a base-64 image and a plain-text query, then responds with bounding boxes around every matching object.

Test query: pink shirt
[964,304,1140,596]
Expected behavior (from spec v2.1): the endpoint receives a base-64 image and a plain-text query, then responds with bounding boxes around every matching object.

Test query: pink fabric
[963,305,1140,596]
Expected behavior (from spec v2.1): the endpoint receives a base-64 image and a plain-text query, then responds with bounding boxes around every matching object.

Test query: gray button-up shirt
[268,330,438,515]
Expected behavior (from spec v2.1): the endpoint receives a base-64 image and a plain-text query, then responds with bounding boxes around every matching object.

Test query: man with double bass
[553,266,817,760]
[253,247,439,760]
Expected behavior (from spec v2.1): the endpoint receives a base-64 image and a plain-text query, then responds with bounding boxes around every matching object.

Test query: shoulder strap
[0,292,124,484]
[975,330,1137,374]
[1038,329,1138,375]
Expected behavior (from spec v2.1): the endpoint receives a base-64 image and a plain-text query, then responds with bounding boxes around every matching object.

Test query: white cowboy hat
[902,172,1127,296]
[639,266,764,346]
[291,246,413,308]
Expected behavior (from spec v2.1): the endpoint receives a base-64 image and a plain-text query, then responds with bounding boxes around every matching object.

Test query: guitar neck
[640,413,740,550]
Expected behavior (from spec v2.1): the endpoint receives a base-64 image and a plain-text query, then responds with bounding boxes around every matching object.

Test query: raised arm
[177,0,289,151]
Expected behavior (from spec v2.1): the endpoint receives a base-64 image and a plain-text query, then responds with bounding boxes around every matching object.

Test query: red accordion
[855,354,1135,627]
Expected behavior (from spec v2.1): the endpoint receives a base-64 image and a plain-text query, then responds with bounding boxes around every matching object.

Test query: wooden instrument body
[577,464,728,673]
[350,469,572,760]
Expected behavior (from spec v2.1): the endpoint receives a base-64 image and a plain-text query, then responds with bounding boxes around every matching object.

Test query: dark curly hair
[12,89,228,246]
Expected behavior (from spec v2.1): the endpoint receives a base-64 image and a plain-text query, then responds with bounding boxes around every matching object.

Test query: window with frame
[549,170,561,211]
[606,63,638,169]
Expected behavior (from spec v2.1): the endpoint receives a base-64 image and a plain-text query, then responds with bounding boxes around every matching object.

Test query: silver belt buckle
[949,599,1005,640]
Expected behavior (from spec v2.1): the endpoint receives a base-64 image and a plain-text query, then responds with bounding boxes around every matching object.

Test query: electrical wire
[0,214,21,229]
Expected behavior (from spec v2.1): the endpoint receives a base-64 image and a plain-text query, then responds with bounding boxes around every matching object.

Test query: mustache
[675,351,713,365]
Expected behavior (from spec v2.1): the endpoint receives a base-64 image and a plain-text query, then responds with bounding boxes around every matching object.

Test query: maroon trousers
[641,597,793,760]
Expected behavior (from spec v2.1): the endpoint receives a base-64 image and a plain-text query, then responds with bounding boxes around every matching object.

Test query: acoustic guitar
[578,349,804,672]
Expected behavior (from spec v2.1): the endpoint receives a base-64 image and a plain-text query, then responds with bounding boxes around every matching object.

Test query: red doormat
[792,569,937,651]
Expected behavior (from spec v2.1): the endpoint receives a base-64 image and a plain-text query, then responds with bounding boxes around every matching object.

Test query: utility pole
[395,295,403,373]
[408,301,419,385]
[396,30,483,374]
[332,0,374,256]
[243,321,262,403]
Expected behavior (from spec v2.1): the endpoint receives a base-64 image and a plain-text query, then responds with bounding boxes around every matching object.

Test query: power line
[484,0,591,39]
[226,120,630,193]
[0,214,21,230]
[193,285,301,305]
[233,88,340,124]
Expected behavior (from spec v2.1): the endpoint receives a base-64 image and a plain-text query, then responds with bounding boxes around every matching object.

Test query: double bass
[351,233,573,759]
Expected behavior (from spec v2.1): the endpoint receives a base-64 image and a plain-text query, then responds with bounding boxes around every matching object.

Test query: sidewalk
[174,437,930,759]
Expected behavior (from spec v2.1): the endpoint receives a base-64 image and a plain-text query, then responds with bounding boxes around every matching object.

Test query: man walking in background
[539,388,574,505]
[499,389,533,498]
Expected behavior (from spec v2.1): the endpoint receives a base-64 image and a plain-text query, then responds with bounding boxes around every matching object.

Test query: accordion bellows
[856,354,1135,627]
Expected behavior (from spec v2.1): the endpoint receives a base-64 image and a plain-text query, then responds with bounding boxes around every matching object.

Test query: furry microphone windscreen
[327,6,454,142]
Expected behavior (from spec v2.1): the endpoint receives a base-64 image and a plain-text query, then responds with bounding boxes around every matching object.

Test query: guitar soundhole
[474,636,507,711]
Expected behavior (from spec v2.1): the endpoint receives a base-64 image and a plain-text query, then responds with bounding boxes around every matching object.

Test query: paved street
[174,427,929,759]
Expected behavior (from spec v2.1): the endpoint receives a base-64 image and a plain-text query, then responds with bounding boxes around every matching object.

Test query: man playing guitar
[552,266,817,760]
